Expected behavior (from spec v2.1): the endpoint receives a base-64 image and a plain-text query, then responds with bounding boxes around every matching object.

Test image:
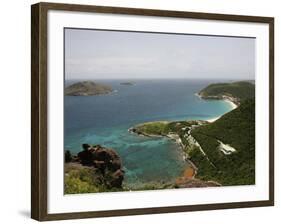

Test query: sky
[65,28,255,80]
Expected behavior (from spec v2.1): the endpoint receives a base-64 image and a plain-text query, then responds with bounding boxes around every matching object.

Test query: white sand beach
[206,99,238,123]
[206,116,221,123]
[224,98,238,110]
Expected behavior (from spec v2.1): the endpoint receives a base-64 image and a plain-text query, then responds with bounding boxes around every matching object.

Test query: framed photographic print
[31,2,274,221]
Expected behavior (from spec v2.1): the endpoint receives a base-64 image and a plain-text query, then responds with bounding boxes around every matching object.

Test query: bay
[64,79,233,187]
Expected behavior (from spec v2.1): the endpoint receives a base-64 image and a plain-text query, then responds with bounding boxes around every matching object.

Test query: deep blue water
[64,79,233,187]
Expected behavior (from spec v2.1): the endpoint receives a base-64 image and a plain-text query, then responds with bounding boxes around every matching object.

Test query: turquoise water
[64,79,233,186]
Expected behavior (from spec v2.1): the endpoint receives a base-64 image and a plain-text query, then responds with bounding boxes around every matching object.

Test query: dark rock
[93,148,122,170]
[108,169,125,188]
[82,143,91,151]
[77,144,124,188]
[64,150,73,163]
[72,155,80,163]
[77,149,93,166]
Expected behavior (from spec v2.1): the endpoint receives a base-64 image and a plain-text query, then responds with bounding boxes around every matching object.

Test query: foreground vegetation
[65,163,108,194]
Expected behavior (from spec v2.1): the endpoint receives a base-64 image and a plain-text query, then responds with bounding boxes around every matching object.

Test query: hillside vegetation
[198,81,255,102]
[132,120,203,136]
[190,99,255,185]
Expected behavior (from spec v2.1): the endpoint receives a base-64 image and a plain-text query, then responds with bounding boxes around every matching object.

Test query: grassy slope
[64,163,104,194]
[64,163,123,194]
[199,81,255,100]
[135,121,170,135]
[135,120,201,136]
[191,99,255,185]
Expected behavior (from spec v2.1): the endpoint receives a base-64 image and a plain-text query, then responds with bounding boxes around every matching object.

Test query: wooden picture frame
[31,2,274,221]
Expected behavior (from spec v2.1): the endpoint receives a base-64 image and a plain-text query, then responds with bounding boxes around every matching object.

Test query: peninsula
[130,81,255,187]
[198,81,255,105]
[65,81,113,96]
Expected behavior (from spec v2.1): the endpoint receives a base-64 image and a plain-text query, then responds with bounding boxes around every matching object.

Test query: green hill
[65,81,113,96]
[198,81,255,102]
[190,99,255,185]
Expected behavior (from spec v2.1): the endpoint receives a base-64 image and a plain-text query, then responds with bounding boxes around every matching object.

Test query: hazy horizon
[65,77,252,81]
[65,28,255,80]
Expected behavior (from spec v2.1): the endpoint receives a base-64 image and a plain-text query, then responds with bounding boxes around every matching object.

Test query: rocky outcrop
[66,144,125,189]
[78,144,122,168]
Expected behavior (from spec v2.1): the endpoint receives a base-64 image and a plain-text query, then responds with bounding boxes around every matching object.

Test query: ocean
[64,79,234,187]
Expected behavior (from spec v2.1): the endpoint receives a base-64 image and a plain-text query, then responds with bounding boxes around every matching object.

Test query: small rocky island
[65,81,113,96]
[120,82,135,86]
[64,144,124,194]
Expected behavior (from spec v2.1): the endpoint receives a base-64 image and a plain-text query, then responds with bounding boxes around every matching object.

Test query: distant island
[130,81,255,186]
[120,82,135,86]
[65,81,113,96]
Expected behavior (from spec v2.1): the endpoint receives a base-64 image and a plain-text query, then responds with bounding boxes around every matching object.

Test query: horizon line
[65,77,254,81]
